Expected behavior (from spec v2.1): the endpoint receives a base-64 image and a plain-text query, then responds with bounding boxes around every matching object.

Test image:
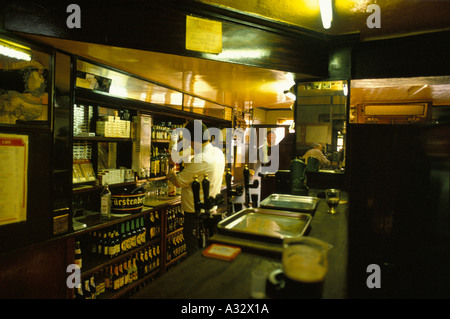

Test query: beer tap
[225,168,243,215]
[244,165,259,208]
[191,174,224,240]
[192,174,224,215]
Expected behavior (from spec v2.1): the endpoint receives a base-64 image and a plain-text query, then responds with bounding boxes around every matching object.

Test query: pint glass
[282,237,332,298]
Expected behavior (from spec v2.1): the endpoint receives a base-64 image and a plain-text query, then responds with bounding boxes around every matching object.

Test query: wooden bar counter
[131,190,348,299]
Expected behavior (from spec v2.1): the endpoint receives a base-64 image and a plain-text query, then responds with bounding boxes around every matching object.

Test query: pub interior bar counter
[0,0,449,301]
[131,190,348,299]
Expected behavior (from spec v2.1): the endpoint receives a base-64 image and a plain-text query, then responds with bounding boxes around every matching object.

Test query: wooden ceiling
[18,1,450,111]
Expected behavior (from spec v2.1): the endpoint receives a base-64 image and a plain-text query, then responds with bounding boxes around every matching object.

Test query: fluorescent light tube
[0,40,31,61]
[319,0,333,29]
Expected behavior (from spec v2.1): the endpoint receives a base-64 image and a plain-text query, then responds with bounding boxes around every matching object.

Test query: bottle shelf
[73,136,132,142]
[80,238,161,277]
[152,139,170,143]
[105,268,160,299]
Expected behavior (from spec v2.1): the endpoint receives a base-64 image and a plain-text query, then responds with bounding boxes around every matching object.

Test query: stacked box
[96,116,131,138]
[108,142,117,168]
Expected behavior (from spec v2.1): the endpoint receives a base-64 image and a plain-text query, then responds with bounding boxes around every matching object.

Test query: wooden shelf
[73,136,132,142]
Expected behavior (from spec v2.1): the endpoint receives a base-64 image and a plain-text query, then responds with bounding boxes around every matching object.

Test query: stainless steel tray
[217,208,312,243]
[259,194,319,214]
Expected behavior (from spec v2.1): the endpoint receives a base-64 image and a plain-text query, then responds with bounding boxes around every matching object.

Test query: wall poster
[0,133,28,226]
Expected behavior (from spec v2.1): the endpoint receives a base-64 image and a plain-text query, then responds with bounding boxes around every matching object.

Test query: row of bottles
[148,211,161,239]
[150,147,170,177]
[75,211,163,270]
[85,217,149,260]
[74,243,161,299]
[166,231,186,263]
[152,122,183,141]
[75,276,98,299]
[167,204,184,233]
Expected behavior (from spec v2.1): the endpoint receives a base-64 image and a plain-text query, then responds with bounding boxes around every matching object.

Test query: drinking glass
[325,189,340,214]
[282,237,332,298]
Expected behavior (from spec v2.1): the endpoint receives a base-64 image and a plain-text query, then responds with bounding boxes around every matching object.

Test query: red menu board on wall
[0,133,28,226]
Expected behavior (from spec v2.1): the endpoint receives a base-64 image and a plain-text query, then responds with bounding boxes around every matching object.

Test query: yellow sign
[186,16,222,54]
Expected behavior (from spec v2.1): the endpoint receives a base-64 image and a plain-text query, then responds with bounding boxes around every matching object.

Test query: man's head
[312,143,323,151]
[184,120,210,147]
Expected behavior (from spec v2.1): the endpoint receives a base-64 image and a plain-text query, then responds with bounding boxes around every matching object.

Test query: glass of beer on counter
[282,237,332,298]
[325,188,340,214]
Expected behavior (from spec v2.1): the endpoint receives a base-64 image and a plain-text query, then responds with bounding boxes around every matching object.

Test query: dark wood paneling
[0,238,69,298]
[352,30,450,79]
[3,0,329,76]
[346,123,450,298]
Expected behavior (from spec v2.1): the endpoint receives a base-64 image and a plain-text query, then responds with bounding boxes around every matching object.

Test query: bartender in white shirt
[167,120,225,256]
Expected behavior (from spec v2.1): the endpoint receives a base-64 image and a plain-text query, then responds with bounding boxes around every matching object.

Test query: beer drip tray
[217,208,311,244]
[260,194,319,215]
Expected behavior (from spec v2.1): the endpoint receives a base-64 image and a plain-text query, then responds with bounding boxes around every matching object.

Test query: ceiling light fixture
[0,39,32,61]
[319,0,333,29]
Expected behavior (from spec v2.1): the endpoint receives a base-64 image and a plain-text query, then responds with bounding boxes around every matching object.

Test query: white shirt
[168,142,225,213]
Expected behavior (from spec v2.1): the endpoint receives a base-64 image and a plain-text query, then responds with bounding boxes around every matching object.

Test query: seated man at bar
[302,143,331,168]
[167,120,225,256]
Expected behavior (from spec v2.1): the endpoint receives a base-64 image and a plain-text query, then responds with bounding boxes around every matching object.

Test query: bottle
[106,265,113,291]
[100,184,112,219]
[144,249,149,274]
[89,276,97,299]
[131,256,138,281]
[155,211,161,236]
[159,149,167,176]
[172,208,178,230]
[97,232,103,255]
[163,149,170,176]
[114,230,120,257]
[127,258,133,283]
[167,208,172,233]
[148,247,153,271]
[120,223,127,254]
[118,263,124,288]
[179,206,184,227]
[173,234,178,257]
[150,147,157,177]
[74,241,82,269]
[112,264,120,291]
[96,270,105,297]
[140,217,146,244]
[108,232,115,258]
[137,252,145,278]
[135,218,142,246]
[155,147,160,177]
[156,244,161,267]
[83,278,92,299]
[123,259,130,286]
[125,221,132,251]
[89,232,97,254]
[130,220,137,249]
[102,232,109,257]
[166,236,172,263]
[152,245,157,270]
[149,212,156,239]
[74,284,84,299]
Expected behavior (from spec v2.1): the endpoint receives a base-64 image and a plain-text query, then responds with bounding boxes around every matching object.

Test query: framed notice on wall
[0,134,28,226]
[186,15,222,54]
